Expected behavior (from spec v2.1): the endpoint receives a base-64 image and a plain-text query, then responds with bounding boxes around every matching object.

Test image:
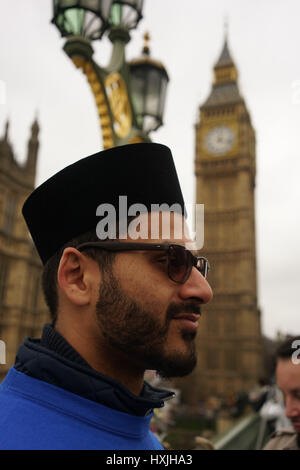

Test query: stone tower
[176,37,263,403]
[0,119,49,381]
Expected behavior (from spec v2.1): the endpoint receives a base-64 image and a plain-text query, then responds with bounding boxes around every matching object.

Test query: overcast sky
[0,0,299,339]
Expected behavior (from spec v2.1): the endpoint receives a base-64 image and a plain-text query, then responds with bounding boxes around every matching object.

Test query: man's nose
[178,266,213,303]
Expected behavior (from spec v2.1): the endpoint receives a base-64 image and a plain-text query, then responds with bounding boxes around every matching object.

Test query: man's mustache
[291,418,300,424]
[166,302,202,321]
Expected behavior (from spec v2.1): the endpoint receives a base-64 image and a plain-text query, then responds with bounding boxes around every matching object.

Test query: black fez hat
[22,143,186,265]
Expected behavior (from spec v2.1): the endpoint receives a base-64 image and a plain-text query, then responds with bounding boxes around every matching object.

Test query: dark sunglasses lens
[167,246,189,283]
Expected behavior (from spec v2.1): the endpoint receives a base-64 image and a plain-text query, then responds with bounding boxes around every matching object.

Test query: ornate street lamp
[51,0,168,148]
[109,0,143,30]
[52,0,113,39]
[129,33,169,133]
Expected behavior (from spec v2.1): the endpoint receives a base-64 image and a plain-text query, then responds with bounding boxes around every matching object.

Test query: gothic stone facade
[0,120,49,381]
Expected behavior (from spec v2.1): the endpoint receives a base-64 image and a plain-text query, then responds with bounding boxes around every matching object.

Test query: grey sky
[0,0,299,338]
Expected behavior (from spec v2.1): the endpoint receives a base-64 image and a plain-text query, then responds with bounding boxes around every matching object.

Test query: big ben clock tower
[182,36,263,402]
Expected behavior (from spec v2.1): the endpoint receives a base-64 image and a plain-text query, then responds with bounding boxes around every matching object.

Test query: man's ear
[57,247,98,307]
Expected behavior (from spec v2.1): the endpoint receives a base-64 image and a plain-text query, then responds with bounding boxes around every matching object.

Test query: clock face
[205,126,235,155]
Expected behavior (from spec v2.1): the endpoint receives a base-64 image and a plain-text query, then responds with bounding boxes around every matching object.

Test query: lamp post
[51,0,169,149]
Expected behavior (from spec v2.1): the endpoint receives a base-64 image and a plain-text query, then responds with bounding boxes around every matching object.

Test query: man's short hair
[42,230,115,325]
[42,216,138,324]
[276,336,300,361]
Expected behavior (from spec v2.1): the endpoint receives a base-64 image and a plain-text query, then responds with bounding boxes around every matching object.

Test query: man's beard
[95,264,200,379]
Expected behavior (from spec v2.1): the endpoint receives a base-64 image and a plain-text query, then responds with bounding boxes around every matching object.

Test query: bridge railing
[212,413,273,450]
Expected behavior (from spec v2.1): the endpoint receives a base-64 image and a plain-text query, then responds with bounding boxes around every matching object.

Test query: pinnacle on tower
[215,16,234,69]
[201,31,242,109]
[215,37,234,69]
[3,119,9,142]
[26,116,39,175]
[30,115,40,141]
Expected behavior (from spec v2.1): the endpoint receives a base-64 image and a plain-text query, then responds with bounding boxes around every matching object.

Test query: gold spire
[213,27,238,85]
[129,30,168,73]
[202,32,242,108]
[142,31,150,55]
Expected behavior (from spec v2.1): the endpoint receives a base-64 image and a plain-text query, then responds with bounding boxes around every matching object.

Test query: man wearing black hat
[0,143,212,450]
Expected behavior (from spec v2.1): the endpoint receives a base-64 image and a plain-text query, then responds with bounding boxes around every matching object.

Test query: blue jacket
[0,367,164,450]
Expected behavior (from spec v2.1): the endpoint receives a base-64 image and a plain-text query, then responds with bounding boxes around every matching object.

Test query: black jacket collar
[14,324,174,417]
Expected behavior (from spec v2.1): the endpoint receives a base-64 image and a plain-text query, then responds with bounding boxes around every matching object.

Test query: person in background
[264,335,300,450]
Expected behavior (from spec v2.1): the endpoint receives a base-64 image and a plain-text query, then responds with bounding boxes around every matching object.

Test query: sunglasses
[76,241,210,284]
